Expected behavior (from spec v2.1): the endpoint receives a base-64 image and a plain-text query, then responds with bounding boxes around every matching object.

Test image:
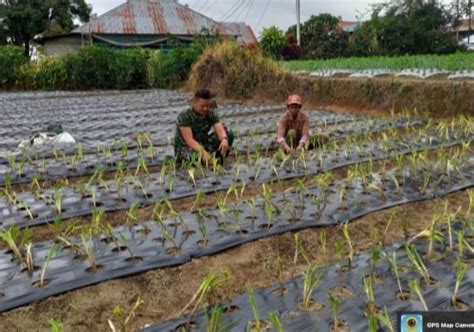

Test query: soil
[0,189,470,331]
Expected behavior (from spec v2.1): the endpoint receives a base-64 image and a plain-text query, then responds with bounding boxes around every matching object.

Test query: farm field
[0,89,472,331]
[283,53,474,79]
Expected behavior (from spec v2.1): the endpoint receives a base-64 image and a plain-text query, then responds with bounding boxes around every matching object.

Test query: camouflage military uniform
[174,107,234,163]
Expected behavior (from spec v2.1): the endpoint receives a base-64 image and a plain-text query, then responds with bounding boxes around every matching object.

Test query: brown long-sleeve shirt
[276,111,310,145]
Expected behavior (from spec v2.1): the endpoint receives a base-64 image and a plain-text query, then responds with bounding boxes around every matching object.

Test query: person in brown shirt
[276,95,311,154]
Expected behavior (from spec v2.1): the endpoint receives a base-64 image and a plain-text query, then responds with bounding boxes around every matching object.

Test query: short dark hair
[194,89,214,100]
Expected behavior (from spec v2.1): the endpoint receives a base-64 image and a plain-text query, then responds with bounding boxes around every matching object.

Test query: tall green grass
[282,52,474,72]
[0,43,207,91]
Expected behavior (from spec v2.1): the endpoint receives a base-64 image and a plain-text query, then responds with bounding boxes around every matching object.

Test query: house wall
[43,36,91,57]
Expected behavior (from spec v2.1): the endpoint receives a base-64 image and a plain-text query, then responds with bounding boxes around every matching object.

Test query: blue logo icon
[401,314,423,332]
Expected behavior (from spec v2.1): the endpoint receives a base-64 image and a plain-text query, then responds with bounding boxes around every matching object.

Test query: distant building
[37,0,257,57]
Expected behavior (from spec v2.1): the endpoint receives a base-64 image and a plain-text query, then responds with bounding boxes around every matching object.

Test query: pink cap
[287,94,303,106]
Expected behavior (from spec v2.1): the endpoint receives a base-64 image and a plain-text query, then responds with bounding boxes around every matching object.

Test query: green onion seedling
[25,242,34,276]
[48,319,63,332]
[0,225,23,261]
[328,293,341,329]
[376,307,394,332]
[406,245,431,285]
[342,223,353,269]
[39,243,59,288]
[302,265,323,309]
[268,312,283,332]
[206,304,225,332]
[180,271,229,325]
[247,283,261,332]
[108,296,144,332]
[452,258,467,307]
[408,279,428,311]
[293,234,310,266]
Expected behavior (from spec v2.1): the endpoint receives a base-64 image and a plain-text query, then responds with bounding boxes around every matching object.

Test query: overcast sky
[87,0,381,37]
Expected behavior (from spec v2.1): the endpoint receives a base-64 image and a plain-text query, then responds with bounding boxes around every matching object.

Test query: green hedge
[0,46,29,88]
[0,42,207,90]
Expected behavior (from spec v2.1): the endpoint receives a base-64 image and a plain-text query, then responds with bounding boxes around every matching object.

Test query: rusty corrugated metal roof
[73,0,231,36]
[221,22,258,46]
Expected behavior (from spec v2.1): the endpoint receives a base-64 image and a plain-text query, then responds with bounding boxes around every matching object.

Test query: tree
[259,26,287,60]
[353,1,460,55]
[298,13,350,59]
[0,0,91,57]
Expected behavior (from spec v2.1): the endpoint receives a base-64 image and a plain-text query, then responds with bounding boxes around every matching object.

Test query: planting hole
[258,223,273,230]
[100,236,117,244]
[196,239,208,247]
[330,286,353,298]
[86,265,104,273]
[165,247,181,255]
[125,256,143,265]
[329,320,350,332]
[174,322,196,331]
[182,230,196,238]
[153,237,166,244]
[223,305,239,313]
[21,266,40,274]
[452,298,470,311]
[236,229,248,235]
[396,290,411,301]
[32,279,51,288]
[248,320,272,331]
[297,300,325,312]
[112,246,128,253]
[271,287,288,296]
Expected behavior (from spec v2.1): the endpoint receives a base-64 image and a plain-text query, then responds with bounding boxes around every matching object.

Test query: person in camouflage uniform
[174,89,234,165]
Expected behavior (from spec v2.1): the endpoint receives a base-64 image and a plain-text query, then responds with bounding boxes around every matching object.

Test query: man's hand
[280,142,294,155]
[201,150,214,166]
[218,138,229,155]
[296,142,306,152]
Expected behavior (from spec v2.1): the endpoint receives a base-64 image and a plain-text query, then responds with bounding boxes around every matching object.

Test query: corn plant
[451,259,467,307]
[302,265,323,309]
[409,213,444,260]
[198,221,208,247]
[408,279,428,311]
[39,243,59,288]
[319,230,328,258]
[406,245,431,284]
[268,312,283,332]
[188,168,197,188]
[108,297,144,332]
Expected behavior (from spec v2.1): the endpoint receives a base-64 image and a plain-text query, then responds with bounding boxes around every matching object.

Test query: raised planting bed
[0,155,472,313]
[0,124,469,229]
[148,222,474,331]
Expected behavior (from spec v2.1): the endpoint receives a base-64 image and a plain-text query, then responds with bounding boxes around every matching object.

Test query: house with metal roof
[37,0,257,57]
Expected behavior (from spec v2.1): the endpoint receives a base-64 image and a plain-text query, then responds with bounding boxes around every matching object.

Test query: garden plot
[149,222,474,332]
[0,152,472,313]
[1,121,469,229]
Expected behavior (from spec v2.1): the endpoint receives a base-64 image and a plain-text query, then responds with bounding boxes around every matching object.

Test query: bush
[189,40,298,100]
[0,45,28,89]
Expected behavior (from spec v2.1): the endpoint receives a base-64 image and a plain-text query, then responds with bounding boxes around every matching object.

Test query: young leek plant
[451,259,467,308]
[302,265,323,309]
[408,279,428,311]
[39,243,59,288]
